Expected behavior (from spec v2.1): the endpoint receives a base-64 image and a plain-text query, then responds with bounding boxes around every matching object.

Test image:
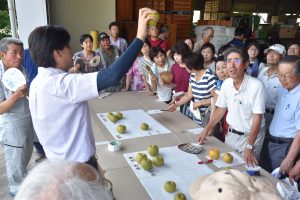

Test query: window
[253,13,268,24]
[193,10,201,23]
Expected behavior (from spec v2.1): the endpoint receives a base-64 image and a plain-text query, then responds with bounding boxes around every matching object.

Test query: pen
[197,159,213,164]
[160,109,169,111]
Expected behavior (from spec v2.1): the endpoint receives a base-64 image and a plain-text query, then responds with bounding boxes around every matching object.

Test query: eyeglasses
[225,58,242,65]
[278,73,295,80]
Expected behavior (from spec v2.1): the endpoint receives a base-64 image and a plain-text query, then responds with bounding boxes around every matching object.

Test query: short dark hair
[278,55,300,75]
[246,41,261,52]
[215,56,224,63]
[149,46,166,62]
[224,46,249,63]
[200,42,216,55]
[79,34,93,44]
[183,53,204,70]
[28,25,71,68]
[215,56,225,71]
[144,39,151,48]
[108,21,119,30]
[217,44,230,56]
[287,41,300,49]
[170,41,190,60]
[234,27,244,37]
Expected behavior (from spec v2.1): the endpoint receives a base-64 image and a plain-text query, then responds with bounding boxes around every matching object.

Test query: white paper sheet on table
[97,92,112,99]
[96,109,171,140]
[147,109,164,115]
[205,151,245,168]
[124,146,214,200]
[186,127,204,135]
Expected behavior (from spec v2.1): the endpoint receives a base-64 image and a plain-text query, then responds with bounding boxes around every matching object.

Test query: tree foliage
[0,10,11,39]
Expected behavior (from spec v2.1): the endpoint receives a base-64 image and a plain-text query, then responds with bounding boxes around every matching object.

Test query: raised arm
[96,8,156,91]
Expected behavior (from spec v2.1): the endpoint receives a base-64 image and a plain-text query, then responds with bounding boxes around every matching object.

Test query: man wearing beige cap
[258,44,285,128]
[189,169,282,200]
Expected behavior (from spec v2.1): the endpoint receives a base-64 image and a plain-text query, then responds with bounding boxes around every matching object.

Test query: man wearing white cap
[258,44,285,128]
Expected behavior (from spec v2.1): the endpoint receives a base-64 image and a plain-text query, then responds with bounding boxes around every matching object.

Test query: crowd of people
[0,6,299,199]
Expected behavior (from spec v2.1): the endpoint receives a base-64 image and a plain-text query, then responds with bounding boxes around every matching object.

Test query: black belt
[268,135,293,144]
[228,128,244,135]
[265,108,274,114]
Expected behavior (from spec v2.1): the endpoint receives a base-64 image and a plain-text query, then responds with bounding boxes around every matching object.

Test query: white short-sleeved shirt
[151,62,172,102]
[257,67,281,109]
[269,84,300,138]
[29,67,99,162]
[216,74,266,133]
[110,36,128,54]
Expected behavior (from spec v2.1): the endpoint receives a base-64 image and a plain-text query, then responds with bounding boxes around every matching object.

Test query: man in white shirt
[258,44,285,128]
[109,21,128,54]
[199,46,266,167]
[28,8,155,171]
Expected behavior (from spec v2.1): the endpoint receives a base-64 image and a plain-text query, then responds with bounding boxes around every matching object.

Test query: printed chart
[124,146,214,200]
[97,109,171,140]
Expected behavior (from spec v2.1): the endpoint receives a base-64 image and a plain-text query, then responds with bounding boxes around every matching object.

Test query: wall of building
[49,0,115,52]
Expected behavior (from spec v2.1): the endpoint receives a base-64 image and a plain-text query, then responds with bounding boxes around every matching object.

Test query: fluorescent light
[233,11,239,14]
[285,13,291,16]
[253,13,257,15]
[293,14,296,16]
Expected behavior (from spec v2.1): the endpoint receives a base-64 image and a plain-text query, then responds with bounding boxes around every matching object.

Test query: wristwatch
[246,144,253,150]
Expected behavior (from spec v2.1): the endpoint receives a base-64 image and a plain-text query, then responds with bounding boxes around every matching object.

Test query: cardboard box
[271,16,287,25]
[279,27,297,38]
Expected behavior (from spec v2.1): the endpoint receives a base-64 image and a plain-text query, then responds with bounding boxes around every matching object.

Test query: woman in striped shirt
[168,53,216,125]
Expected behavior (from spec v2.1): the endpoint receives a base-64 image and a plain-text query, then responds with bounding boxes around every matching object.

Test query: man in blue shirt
[227,27,245,48]
[261,55,300,173]
[22,49,46,162]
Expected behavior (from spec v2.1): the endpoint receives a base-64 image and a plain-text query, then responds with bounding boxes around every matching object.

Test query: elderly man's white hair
[202,27,214,36]
[15,159,113,200]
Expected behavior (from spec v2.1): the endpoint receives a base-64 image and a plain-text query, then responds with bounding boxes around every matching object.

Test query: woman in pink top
[125,55,145,91]
[170,41,192,118]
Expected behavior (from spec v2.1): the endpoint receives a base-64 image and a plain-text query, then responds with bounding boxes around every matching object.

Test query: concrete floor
[0,147,39,200]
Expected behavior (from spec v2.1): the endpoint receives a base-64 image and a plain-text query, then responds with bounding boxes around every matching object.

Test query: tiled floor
[0,147,39,200]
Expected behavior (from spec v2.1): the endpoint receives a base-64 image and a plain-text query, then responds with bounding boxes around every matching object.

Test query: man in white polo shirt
[260,55,300,174]
[199,46,266,166]
[258,44,285,128]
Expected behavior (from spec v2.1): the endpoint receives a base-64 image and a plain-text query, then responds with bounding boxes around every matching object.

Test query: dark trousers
[259,134,293,173]
[85,155,99,172]
[33,141,45,156]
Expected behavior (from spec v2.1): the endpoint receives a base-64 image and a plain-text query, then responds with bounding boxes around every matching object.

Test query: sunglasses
[224,58,242,65]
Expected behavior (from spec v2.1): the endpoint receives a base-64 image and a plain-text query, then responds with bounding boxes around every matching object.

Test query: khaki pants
[225,127,265,160]
[1,119,34,194]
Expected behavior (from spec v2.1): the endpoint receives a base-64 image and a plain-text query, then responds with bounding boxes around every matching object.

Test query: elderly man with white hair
[0,37,34,197]
[15,160,114,200]
[193,27,214,54]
